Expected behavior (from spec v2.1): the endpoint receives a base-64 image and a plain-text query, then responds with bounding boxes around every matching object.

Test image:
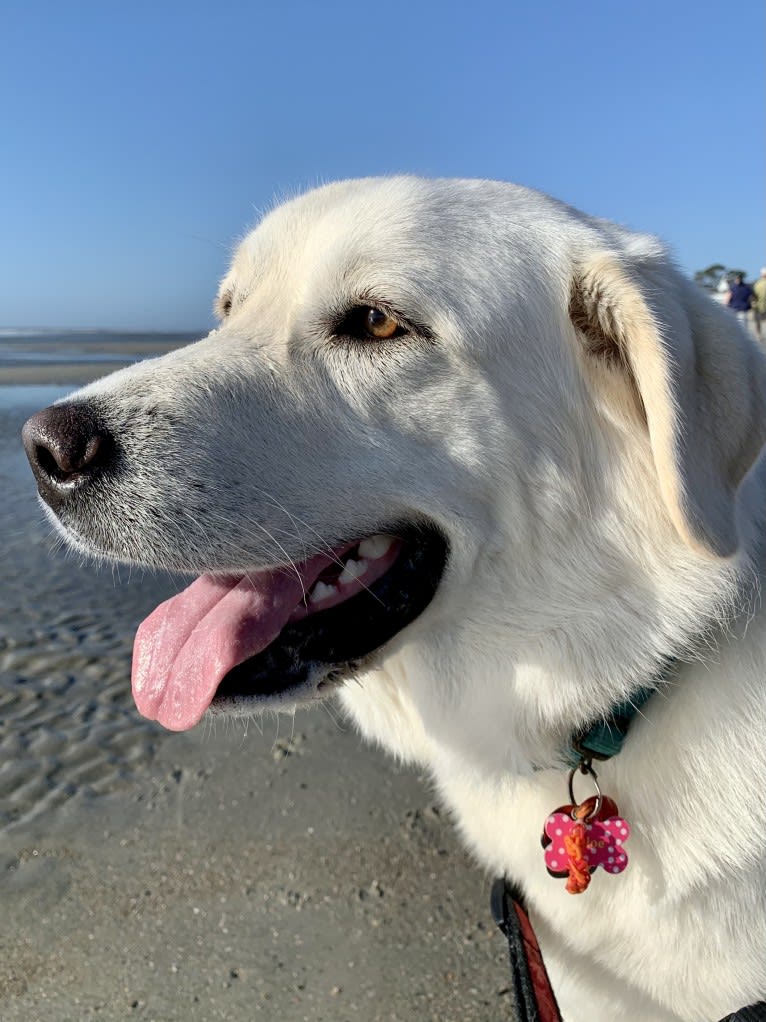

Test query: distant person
[726,273,754,329]
[752,267,766,343]
[716,275,731,303]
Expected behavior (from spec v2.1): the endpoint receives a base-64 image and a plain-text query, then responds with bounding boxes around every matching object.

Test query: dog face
[22,177,766,772]
[30,179,583,568]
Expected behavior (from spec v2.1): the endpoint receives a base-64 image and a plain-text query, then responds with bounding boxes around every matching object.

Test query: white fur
[55,178,766,1020]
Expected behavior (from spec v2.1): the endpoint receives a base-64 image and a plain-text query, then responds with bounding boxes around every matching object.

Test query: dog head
[22,177,766,772]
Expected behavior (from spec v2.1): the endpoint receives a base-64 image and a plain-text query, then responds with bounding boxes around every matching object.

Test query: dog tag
[541,796,630,894]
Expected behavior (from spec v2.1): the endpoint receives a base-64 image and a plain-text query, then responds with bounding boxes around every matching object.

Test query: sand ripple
[0,635,163,828]
[1,387,178,829]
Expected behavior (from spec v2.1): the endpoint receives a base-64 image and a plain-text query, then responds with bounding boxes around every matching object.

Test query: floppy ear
[569,248,766,557]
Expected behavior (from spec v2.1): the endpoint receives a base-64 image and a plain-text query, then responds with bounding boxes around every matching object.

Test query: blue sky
[1,0,763,331]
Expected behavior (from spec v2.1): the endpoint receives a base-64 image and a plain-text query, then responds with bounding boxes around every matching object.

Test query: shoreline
[0,338,189,386]
[0,362,138,386]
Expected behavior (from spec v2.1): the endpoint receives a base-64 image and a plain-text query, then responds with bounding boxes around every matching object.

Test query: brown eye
[365,308,399,339]
[333,304,406,342]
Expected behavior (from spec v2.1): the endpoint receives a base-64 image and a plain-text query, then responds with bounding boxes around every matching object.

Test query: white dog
[22,177,766,1021]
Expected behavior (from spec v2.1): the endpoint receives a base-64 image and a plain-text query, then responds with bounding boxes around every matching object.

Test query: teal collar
[565,685,656,766]
[564,656,679,767]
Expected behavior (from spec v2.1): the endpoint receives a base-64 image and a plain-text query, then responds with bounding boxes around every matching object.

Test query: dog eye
[365,309,400,339]
[336,306,405,341]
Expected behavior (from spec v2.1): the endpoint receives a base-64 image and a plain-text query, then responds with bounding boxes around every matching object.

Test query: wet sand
[0,354,513,1020]
[0,332,193,385]
[0,360,168,386]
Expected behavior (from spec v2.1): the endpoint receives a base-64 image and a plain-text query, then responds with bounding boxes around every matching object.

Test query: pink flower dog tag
[541,796,630,893]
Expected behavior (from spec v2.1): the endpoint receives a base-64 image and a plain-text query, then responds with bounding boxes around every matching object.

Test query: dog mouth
[131,526,447,731]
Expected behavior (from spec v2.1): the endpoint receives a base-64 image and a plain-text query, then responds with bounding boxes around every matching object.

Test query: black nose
[22,403,114,510]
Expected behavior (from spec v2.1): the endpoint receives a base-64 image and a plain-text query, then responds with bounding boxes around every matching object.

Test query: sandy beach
[0,338,513,1021]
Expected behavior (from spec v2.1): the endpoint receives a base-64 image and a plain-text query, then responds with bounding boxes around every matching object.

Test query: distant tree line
[695,263,748,292]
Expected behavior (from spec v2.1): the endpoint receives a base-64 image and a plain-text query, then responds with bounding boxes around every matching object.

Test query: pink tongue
[132,553,331,731]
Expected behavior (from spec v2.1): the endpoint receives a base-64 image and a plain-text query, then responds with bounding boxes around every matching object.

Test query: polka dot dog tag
[541,796,630,894]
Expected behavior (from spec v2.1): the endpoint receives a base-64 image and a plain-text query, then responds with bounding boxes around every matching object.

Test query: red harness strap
[491,878,563,1022]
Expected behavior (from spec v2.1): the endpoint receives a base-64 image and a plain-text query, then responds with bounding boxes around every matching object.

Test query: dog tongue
[132,553,332,731]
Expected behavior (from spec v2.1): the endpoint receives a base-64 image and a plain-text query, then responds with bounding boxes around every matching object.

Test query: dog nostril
[35,432,105,481]
[35,442,66,481]
[34,434,105,484]
[22,403,114,501]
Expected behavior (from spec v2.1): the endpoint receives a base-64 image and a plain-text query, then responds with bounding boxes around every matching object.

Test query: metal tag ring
[567,762,602,820]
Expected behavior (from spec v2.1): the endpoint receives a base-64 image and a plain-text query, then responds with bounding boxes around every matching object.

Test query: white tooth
[358,534,394,560]
[339,558,367,584]
[309,580,336,604]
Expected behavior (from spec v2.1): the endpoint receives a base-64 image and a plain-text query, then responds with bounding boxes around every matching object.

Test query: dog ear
[570,249,766,557]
